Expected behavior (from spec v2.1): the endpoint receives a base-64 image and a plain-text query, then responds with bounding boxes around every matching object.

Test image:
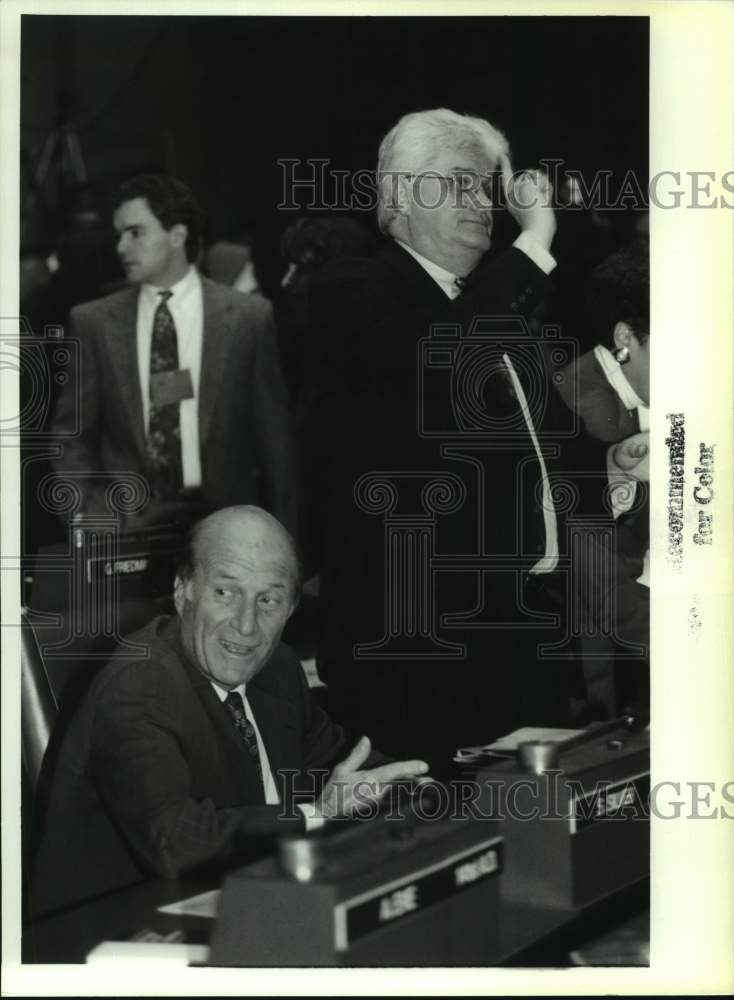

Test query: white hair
[376,108,510,233]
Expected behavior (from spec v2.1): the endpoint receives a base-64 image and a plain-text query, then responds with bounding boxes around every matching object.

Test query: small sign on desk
[157,888,220,919]
[454,727,583,763]
[86,940,210,965]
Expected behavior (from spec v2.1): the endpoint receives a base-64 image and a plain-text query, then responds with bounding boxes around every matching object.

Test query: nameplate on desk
[568,773,650,834]
[87,554,150,582]
[333,836,503,950]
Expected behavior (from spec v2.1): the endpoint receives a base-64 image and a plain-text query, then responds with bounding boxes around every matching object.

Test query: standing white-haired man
[304,108,648,772]
[375,107,555,277]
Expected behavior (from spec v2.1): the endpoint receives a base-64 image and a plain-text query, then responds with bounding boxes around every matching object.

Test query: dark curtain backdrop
[21,14,648,296]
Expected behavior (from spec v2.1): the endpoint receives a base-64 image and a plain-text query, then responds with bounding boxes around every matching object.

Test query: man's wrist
[513,231,557,274]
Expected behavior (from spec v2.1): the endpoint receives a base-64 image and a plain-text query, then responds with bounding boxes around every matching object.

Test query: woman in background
[556,240,650,721]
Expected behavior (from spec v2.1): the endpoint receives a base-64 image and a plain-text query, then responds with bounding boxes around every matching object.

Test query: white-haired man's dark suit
[305,241,605,770]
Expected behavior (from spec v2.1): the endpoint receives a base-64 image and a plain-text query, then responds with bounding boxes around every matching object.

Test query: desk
[25,723,650,966]
[23,878,213,965]
[498,881,649,966]
[23,871,648,967]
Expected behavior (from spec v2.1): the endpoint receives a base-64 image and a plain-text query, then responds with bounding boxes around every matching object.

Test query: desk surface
[499,883,649,967]
[23,878,213,965]
[24,735,650,967]
[23,871,649,967]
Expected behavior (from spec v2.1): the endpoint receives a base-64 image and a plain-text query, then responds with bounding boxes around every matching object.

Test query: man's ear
[173,574,187,616]
[170,223,188,251]
[613,321,636,351]
[392,174,413,217]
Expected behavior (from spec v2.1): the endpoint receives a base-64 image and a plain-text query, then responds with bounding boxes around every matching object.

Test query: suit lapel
[173,631,266,802]
[245,682,301,784]
[101,288,147,461]
[379,240,451,311]
[172,628,301,804]
[381,239,521,417]
[198,278,235,449]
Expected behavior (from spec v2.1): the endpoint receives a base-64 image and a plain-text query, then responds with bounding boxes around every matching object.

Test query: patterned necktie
[146,290,183,500]
[223,691,263,783]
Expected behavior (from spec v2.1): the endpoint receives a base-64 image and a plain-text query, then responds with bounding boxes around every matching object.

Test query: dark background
[18,13,649,557]
[20,14,648,296]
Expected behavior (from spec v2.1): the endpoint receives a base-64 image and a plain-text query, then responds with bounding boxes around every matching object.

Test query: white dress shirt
[210,681,280,804]
[593,344,649,433]
[136,265,203,487]
[210,680,326,830]
[395,233,557,288]
[395,237,559,574]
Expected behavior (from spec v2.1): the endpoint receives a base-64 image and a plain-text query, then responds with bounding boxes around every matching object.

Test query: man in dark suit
[305,109,649,769]
[30,506,427,916]
[50,175,297,535]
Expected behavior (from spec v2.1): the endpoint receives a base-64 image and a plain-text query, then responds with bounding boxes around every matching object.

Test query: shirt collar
[141,264,198,304]
[593,344,648,413]
[393,239,462,299]
[210,680,246,703]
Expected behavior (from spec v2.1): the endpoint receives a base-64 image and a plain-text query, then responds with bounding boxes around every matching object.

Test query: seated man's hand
[500,153,556,250]
[612,430,650,482]
[316,736,429,819]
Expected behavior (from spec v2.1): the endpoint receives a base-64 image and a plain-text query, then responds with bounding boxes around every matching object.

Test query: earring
[614,345,631,365]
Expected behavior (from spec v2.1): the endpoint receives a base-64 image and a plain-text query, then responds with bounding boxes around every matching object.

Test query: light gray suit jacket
[51,276,298,533]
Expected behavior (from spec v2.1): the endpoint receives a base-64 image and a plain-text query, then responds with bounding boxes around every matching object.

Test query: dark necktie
[223,691,263,784]
[453,276,467,292]
[146,290,183,500]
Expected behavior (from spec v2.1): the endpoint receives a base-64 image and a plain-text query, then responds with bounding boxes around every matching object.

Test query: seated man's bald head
[179,506,301,603]
[174,506,301,688]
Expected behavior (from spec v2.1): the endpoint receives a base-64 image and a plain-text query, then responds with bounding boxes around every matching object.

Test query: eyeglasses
[403,170,496,202]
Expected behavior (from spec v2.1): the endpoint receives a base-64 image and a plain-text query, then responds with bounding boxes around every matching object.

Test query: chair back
[21,611,59,792]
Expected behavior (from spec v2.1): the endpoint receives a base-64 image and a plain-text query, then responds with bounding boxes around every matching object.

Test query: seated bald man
[30,507,427,916]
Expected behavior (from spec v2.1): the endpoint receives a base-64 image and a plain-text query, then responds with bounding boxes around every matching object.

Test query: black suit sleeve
[294,656,389,787]
[310,246,549,387]
[298,662,348,770]
[86,649,380,880]
[452,246,551,322]
[89,662,306,880]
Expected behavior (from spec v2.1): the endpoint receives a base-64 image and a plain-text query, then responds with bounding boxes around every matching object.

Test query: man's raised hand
[316,736,429,819]
[499,153,556,250]
[612,430,650,482]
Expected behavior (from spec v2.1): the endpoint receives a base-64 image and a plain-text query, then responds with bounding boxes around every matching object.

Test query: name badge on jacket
[150,369,194,407]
